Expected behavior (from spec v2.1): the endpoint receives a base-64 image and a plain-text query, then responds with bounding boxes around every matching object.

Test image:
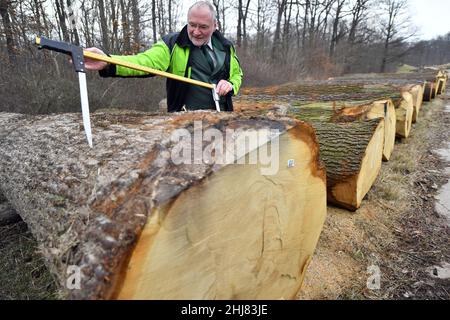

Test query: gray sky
[408,0,450,40]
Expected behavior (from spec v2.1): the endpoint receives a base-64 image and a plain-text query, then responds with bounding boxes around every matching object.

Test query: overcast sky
[408,0,450,40]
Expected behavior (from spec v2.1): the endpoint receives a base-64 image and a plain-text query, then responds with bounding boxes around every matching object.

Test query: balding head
[188,1,217,23]
[187,1,217,47]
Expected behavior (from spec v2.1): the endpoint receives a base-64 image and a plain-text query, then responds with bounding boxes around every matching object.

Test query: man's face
[187,7,217,47]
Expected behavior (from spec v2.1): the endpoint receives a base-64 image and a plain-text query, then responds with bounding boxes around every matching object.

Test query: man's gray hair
[188,1,217,22]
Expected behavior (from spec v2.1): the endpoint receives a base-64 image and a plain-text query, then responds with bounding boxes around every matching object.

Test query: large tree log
[423,81,435,102]
[235,98,396,162]
[0,111,327,300]
[404,84,424,123]
[435,72,448,95]
[236,101,386,210]
[392,91,414,138]
[331,100,396,161]
[239,82,416,140]
[287,109,385,211]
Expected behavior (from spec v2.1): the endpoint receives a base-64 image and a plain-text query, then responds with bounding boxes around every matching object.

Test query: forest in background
[1,0,450,114]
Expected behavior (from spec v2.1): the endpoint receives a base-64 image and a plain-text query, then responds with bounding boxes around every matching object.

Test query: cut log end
[0,112,327,300]
[113,124,327,299]
[394,92,414,138]
[308,119,385,211]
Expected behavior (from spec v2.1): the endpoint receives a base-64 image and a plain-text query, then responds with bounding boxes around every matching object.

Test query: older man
[85,1,243,112]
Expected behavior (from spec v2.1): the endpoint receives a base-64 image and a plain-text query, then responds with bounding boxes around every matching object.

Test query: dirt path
[1,93,449,300]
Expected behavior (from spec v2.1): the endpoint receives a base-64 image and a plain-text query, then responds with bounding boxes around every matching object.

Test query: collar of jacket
[175,25,233,49]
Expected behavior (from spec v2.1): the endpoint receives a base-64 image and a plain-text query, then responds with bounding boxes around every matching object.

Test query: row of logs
[0,69,446,300]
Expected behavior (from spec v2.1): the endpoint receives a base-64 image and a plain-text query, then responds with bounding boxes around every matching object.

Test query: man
[85,1,243,112]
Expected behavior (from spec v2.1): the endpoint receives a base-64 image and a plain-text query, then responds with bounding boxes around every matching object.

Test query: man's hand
[215,80,233,96]
[83,47,108,71]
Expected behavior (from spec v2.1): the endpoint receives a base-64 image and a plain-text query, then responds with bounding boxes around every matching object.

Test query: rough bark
[290,116,385,211]
[335,100,396,161]
[0,111,327,300]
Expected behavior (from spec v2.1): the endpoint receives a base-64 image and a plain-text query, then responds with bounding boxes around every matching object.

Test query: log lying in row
[239,81,416,140]
[406,84,425,123]
[234,101,386,211]
[435,70,448,95]
[288,107,385,211]
[421,70,447,101]
[392,91,414,138]
[0,111,327,300]
[332,99,396,161]
[423,81,435,102]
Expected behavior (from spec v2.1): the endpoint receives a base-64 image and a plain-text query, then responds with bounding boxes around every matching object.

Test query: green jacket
[100,26,243,112]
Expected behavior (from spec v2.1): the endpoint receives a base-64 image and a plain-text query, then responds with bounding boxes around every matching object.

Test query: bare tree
[379,0,411,72]
[151,0,157,43]
[329,0,346,58]
[236,0,251,48]
[97,0,110,51]
[131,0,140,51]
[271,0,287,60]
[54,0,69,42]
[348,0,370,44]
[0,0,15,63]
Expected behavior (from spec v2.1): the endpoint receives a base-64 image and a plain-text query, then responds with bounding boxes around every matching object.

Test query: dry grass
[0,221,58,300]
[298,93,450,300]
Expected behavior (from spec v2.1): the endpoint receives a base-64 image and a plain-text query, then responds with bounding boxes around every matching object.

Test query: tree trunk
[271,0,287,61]
[110,0,119,52]
[120,0,131,52]
[66,0,80,45]
[0,0,16,63]
[237,0,242,48]
[0,111,327,300]
[55,0,70,42]
[98,0,110,51]
[131,0,140,52]
[151,0,157,43]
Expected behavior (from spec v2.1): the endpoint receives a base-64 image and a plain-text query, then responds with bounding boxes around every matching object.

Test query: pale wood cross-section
[289,112,385,211]
[0,111,327,300]
[404,84,425,123]
[392,91,414,138]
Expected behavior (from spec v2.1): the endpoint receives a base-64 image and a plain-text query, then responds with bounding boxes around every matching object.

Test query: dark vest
[163,27,235,112]
[184,40,227,110]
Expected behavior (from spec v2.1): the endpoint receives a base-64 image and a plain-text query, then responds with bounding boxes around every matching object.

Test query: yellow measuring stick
[83,50,214,90]
[36,36,213,89]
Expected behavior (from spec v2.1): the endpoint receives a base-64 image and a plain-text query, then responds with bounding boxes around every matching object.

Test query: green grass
[0,222,58,300]
[396,64,418,74]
